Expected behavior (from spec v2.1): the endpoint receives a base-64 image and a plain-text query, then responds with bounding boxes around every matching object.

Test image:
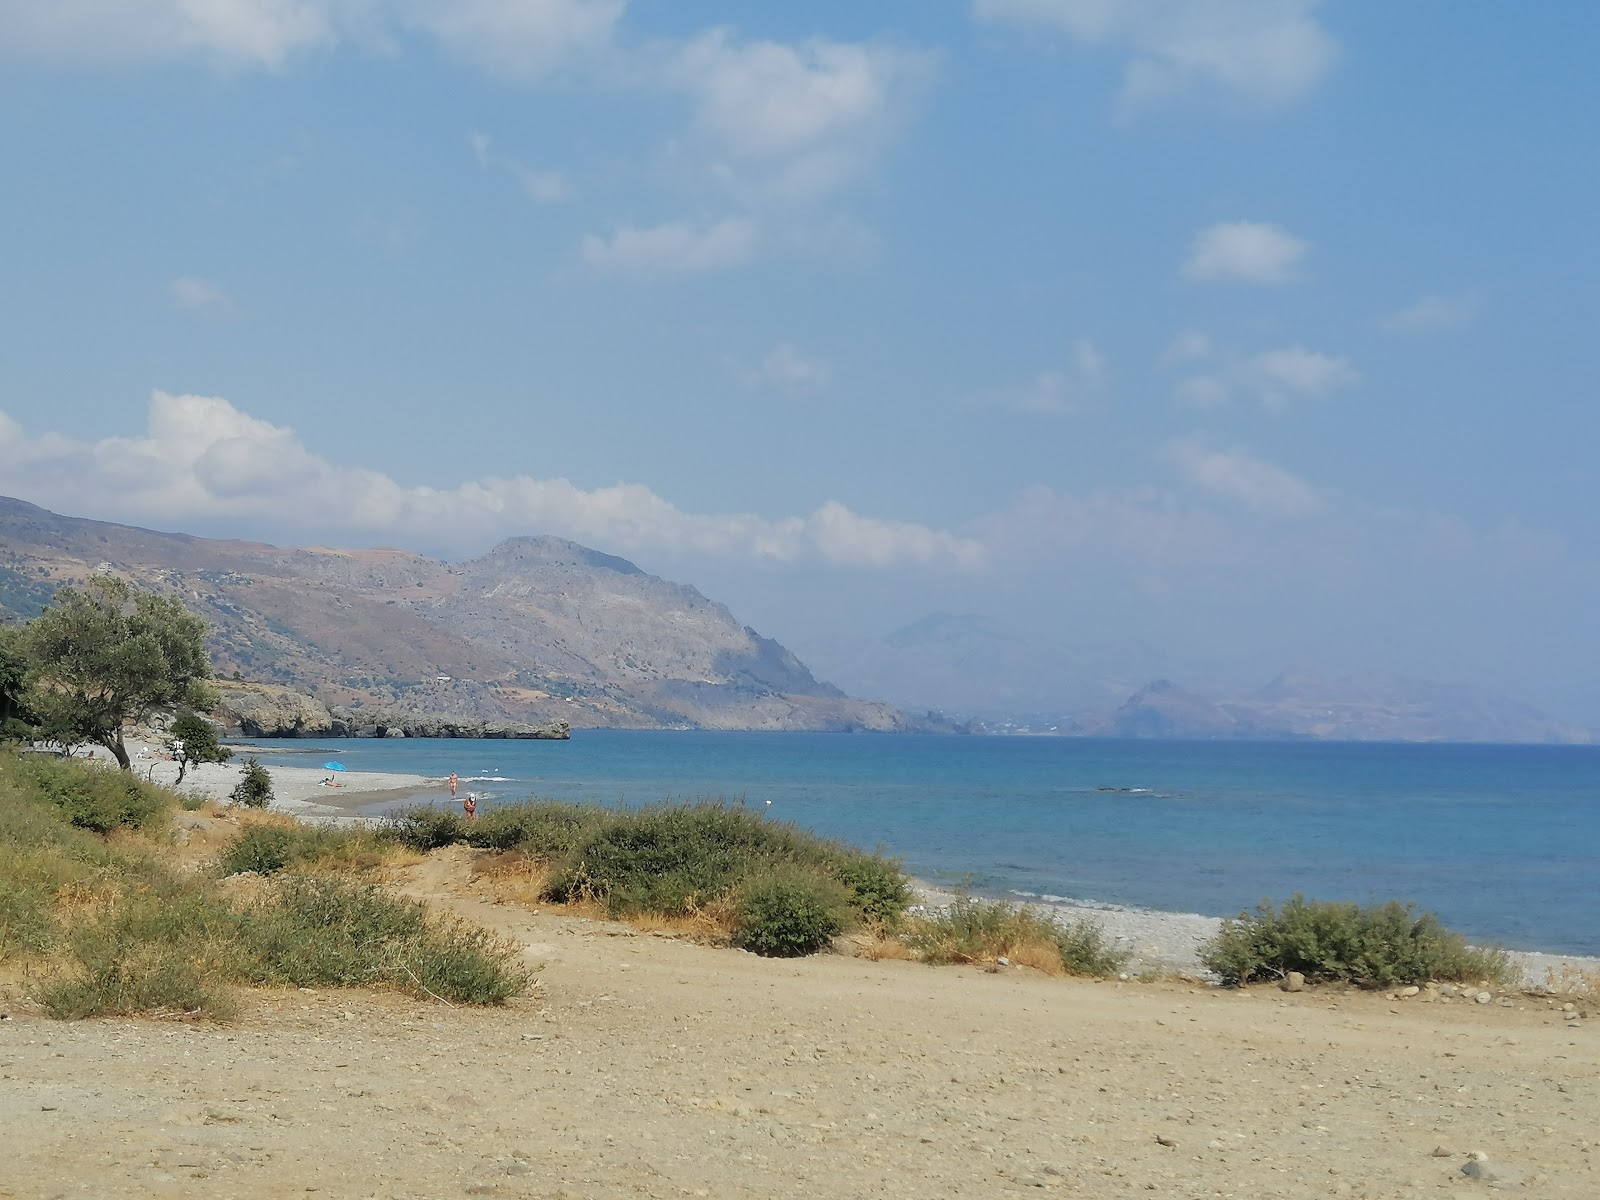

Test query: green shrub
[217,823,385,877]
[733,868,851,957]
[383,806,468,851]
[236,875,529,1004]
[834,853,912,923]
[1054,917,1134,977]
[229,757,273,808]
[218,825,297,875]
[1200,895,1512,988]
[905,896,1129,977]
[544,802,786,915]
[2,748,529,1016]
[463,801,611,854]
[12,752,168,833]
[38,945,235,1021]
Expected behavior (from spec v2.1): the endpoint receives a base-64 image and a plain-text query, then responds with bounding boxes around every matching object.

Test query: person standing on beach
[448,771,458,800]
[463,793,477,821]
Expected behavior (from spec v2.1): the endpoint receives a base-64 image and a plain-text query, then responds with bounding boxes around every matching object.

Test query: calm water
[247,732,1600,956]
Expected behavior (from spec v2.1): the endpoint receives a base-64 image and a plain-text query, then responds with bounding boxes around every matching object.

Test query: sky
[1,1,1598,719]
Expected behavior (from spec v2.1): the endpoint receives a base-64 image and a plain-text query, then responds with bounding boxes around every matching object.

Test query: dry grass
[469,850,554,908]
[850,928,915,962]
[627,899,739,944]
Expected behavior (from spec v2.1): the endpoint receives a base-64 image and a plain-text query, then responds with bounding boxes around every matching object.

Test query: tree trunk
[101,730,132,771]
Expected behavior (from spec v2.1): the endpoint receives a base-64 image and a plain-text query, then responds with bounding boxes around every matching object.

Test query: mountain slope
[0,497,911,732]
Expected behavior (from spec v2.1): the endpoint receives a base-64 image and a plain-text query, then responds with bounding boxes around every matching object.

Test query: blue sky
[2,1,1597,718]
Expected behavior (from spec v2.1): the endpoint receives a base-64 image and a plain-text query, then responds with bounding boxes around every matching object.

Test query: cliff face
[0,496,912,732]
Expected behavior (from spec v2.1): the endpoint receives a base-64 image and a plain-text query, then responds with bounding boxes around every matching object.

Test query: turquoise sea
[246,732,1600,957]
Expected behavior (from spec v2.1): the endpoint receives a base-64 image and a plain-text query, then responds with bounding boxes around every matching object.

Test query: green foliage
[904,896,1130,977]
[236,875,527,1003]
[16,576,217,770]
[385,797,911,952]
[1053,917,1136,977]
[230,756,273,808]
[0,624,32,738]
[1200,895,1512,988]
[833,854,913,923]
[217,825,297,875]
[217,822,389,877]
[733,869,850,957]
[168,710,231,785]
[382,805,469,851]
[1,749,529,1016]
[11,748,169,833]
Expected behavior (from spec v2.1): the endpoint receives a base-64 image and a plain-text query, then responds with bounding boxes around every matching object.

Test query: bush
[217,822,389,878]
[382,796,913,955]
[733,869,852,957]
[236,875,529,1004]
[1200,895,1512,988]
[904,896,1129,977]
[217,825,297,875]
[229,757,273,808]
[835,854,912,923]
[12,751,168,833]
[383,806,468,851]
[2,747,530,1017]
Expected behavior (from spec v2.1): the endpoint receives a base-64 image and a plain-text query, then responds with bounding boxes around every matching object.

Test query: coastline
[909,881,1599,993]
[75,745,1600,990]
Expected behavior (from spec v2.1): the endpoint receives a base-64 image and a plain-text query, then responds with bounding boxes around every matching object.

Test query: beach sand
[2,838,1596,1198]
[86,741,446,820]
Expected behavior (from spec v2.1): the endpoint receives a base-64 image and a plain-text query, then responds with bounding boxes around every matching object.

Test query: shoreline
[73,745,1600,989]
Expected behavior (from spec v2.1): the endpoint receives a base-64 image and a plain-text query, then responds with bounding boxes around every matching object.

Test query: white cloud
[0,392,983,571]
[169,276,231,316]
[1167,436,1320,514]
[664,29,938,207]
[974,0,1337,115]
[469,131,573,203]
[513,167,572,203]
[579,217,759,277]
[399,0,623,80]
[730,344,833,393]
[977,339,1106,414]
[0,0,621,75]
[1243,345,1358,408]
[1169,338,1357,410]
[1184,220,1306,285]
[1382,291,1482,334]
[0,0,332,67]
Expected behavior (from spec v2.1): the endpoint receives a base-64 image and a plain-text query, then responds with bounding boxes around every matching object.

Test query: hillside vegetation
[0,750,530,1018]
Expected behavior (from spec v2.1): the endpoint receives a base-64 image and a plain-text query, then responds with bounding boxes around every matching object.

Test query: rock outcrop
[216,683,570,740]
[217,683,337,738]
[325,707,570,740]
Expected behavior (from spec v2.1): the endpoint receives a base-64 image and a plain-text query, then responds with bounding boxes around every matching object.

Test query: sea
[245,732,1600,958]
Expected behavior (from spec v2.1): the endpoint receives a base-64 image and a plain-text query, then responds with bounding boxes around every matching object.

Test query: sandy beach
[2,835,1595,1199]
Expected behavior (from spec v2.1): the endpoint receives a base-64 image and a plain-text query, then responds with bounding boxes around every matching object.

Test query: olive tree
[19,576,217,770]
[0,623,31,739]
[167,709,231,784]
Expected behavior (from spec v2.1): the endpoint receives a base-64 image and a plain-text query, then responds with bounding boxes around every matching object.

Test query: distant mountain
[797,609,1592,744]
[0,496,919,732]
[793,612,1157,718]
[1063,673,1594,744]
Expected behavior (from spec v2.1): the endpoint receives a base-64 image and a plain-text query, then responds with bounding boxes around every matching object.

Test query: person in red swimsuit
[462,793,477,821]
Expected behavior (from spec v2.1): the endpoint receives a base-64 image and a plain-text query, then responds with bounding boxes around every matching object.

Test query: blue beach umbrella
[323,761,346,771]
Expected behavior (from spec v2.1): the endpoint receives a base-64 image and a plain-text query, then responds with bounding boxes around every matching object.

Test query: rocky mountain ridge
[1053,675,1595,744]
[0,497,918,733]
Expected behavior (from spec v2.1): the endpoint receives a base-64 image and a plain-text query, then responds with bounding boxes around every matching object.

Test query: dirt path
[2,847,1595,1199]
